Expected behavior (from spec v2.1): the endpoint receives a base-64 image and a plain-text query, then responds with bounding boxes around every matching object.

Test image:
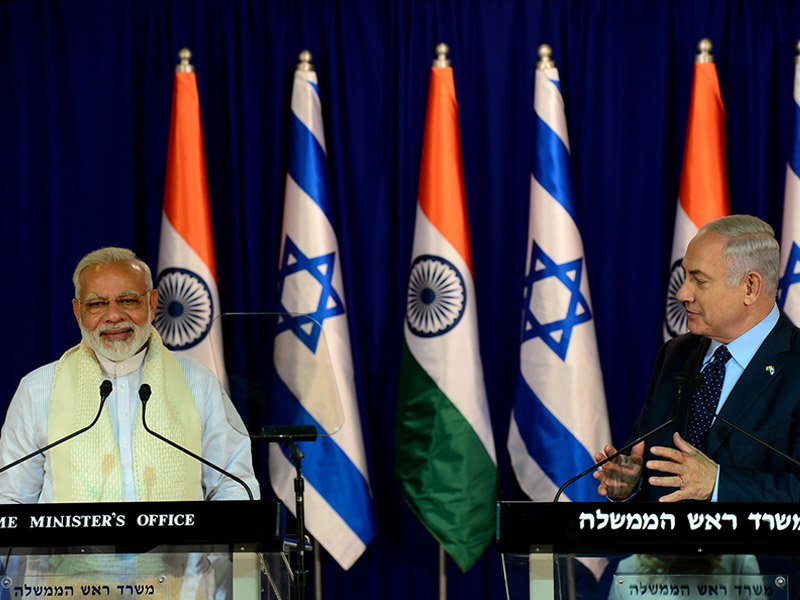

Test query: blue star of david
[276,236,345,353]
[521,241,592,361]
[778,242,800,310]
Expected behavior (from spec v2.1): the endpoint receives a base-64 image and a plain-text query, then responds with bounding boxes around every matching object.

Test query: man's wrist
[606,479,642,502]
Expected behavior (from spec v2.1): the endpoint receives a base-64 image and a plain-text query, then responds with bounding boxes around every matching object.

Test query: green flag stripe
[395,340,498,571]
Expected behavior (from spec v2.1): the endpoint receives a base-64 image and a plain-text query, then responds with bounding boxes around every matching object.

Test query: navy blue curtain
[3,1,800,597]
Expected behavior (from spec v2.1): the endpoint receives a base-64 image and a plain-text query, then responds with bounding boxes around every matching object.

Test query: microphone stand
[257,426,318,600]
[138,385,254,500]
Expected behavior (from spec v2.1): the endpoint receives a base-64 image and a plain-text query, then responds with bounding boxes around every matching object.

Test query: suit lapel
[705,316,792,458]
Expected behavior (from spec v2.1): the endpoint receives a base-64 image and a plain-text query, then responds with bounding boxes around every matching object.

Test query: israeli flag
[779,51,800,323]
[507,48,611,502]
[270,56,377,570]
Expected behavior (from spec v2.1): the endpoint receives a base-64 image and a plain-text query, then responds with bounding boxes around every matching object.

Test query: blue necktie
[687,345,731,447]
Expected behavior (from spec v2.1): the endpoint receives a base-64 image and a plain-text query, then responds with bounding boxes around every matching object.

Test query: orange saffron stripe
[418,67,474,274]
[679,62,730,227]
[163,72,218,281]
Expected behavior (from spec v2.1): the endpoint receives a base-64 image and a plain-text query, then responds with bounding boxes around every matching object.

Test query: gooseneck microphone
[692,373,800,468]
[553,373,687,502]
[0,380,114,476]
[138,384,254,500]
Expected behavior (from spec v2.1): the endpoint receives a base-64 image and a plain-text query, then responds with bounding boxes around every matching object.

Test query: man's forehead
[682,232,727,274]
[79,262,147,289]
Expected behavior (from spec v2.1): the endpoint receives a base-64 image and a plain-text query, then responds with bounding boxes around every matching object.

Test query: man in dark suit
[594,215,800,502]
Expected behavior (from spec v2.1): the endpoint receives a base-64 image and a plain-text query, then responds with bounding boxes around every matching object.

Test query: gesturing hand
[646,432,718,502]
[593,441,645,500]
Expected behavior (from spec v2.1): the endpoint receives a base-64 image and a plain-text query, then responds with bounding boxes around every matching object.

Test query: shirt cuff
[710,465,721,502]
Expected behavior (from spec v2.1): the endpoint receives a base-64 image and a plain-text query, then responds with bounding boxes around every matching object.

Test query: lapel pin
[766,365,775,376]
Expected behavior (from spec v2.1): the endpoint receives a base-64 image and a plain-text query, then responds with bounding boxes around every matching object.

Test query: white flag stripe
[668,202,699,266]
[404,205,497,464]
[273,333,345,434]
[157,213,229,391]
[780,165,800,274]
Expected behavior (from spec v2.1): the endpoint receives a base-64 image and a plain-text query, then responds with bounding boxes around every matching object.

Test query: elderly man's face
[72,262,158,361]
[675,230,748,344]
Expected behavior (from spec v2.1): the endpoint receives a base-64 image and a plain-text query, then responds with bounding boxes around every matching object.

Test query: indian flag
[155,49,228,390]
[395,47,498,573]
[663,38,729,340]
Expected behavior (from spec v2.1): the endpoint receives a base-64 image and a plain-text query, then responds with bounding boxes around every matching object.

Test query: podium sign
[497,502,798,600]
[0,500,290,600]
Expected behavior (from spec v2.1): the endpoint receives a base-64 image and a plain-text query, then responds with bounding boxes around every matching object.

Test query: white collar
[95,346,147,378]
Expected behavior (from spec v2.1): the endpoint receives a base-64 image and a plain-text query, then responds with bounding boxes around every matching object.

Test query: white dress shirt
[0,350,260,503]
[706,303,779,500]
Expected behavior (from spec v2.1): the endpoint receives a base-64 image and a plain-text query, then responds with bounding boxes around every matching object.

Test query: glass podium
[498,502,799,600]
[0,500,290,600]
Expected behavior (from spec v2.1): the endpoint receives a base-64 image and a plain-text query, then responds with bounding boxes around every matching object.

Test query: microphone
[138,384,254,500]
[553,373,687,502]
[0,380,113,476]
[692,373,800,468]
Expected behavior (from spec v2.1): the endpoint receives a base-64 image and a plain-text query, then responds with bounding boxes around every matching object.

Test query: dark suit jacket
[631,312,800,501]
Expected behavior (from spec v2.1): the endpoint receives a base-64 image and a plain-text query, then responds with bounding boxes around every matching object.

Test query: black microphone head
[693,373,706,391]
[139,384,152,403]
[673,373,687,392]
[99,380,113,398]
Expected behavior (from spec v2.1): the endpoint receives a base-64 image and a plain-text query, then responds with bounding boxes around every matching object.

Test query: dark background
[3,1,800,597]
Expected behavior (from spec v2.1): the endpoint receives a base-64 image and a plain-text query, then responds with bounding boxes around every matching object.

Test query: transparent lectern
[0,500,286,599]
[211,312,346,600]
[497,502,797,600]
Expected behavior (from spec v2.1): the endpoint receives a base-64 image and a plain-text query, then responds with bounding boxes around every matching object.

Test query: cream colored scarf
[48,327,202,502]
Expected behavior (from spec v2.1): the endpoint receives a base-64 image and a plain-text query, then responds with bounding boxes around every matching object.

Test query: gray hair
[700,215,780,297]
[73,247,153,299]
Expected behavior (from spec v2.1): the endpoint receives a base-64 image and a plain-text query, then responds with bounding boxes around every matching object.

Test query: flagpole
[314,539,322,600]
[431,42,452,600]
[439,544,447,600]
[431,44,451,600]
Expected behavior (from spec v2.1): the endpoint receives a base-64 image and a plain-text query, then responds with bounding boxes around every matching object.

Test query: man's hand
[646,432,718,501]
[593,441,645,500]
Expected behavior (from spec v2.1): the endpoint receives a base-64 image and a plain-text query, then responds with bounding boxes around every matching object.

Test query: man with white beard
[0,247,259,503]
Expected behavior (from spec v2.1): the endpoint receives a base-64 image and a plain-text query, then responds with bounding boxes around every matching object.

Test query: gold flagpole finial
[433,43,451,67]
[297,50,314,72]
[696,38,714,64]
[537,44,555,70]
[176,48,194,73]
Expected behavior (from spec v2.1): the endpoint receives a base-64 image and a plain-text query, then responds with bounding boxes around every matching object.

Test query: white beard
[80,312,152,362]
